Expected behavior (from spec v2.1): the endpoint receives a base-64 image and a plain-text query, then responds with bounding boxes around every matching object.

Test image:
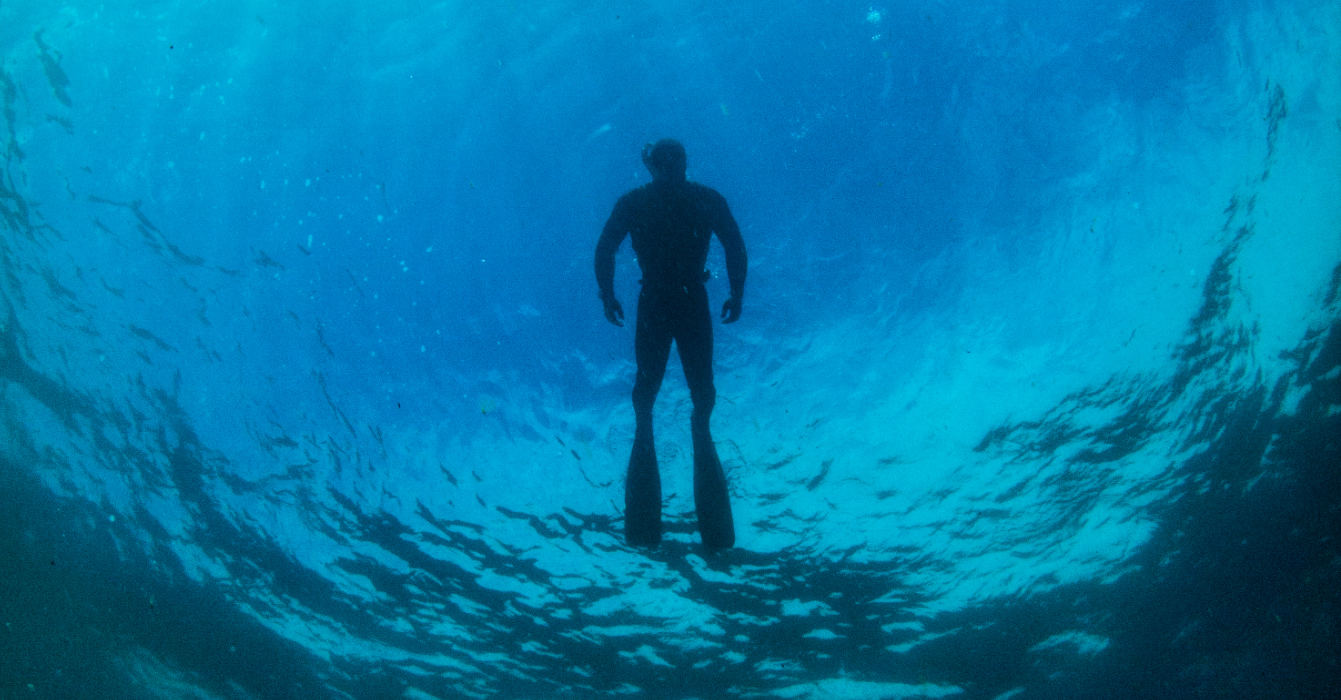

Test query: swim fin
[692,428,735,549]
[625,433,662,546]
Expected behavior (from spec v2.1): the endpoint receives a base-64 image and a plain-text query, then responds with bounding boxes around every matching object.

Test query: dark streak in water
[86,196,205,266]
[0,307,92,429]
[254,250,285,270]
[47,113,74,134]
[0,70,24,160]
[344,269,365,298]
[805,459,832,491]
[576,464,610,489]
[40,267,77,303]
[34,31,72,108]
[315,323,335,357]
[128,324,177,353]
[314,370,358,438]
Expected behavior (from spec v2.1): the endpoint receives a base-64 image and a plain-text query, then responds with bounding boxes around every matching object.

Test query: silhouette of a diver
[595,139,747,549]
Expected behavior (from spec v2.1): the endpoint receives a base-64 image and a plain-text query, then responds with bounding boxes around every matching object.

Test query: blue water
[3,1,1339,697]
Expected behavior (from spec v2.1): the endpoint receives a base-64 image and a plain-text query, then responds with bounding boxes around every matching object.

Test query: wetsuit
[595,177,747,548]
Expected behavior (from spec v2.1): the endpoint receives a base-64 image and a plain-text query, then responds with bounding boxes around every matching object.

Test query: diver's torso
[623,181,720,291]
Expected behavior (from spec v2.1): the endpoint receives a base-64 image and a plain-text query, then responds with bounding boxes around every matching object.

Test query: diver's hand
[720,295,742,324]
[602,295,625,327]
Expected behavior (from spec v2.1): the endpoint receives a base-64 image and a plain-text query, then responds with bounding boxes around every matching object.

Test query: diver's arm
[595,201,630,326]
[714,196,747,322]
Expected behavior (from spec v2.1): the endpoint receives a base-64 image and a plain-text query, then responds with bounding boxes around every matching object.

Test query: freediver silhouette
[594,139,748,549]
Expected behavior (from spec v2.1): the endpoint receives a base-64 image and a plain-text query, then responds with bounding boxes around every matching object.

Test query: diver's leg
[626,292,672,546]
[678,288,734,549]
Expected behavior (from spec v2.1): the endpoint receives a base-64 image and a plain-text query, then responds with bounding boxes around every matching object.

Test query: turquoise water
[2,1,1339,697]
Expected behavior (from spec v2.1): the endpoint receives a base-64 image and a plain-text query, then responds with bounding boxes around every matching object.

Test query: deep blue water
[2,1,1340,698]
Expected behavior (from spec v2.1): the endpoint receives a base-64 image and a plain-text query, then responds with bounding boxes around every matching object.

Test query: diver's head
[641,139,687,182]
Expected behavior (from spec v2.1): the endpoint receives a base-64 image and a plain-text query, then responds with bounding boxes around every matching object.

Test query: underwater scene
[3,1,1340,697]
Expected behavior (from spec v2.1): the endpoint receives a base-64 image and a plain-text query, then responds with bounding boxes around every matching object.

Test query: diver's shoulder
[623,183,663,199]
[686,181,728,206]
[622,181,725,203]
[614,186,652,210]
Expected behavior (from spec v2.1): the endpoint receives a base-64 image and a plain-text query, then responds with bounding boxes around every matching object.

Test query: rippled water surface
[3,1,1340,697]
